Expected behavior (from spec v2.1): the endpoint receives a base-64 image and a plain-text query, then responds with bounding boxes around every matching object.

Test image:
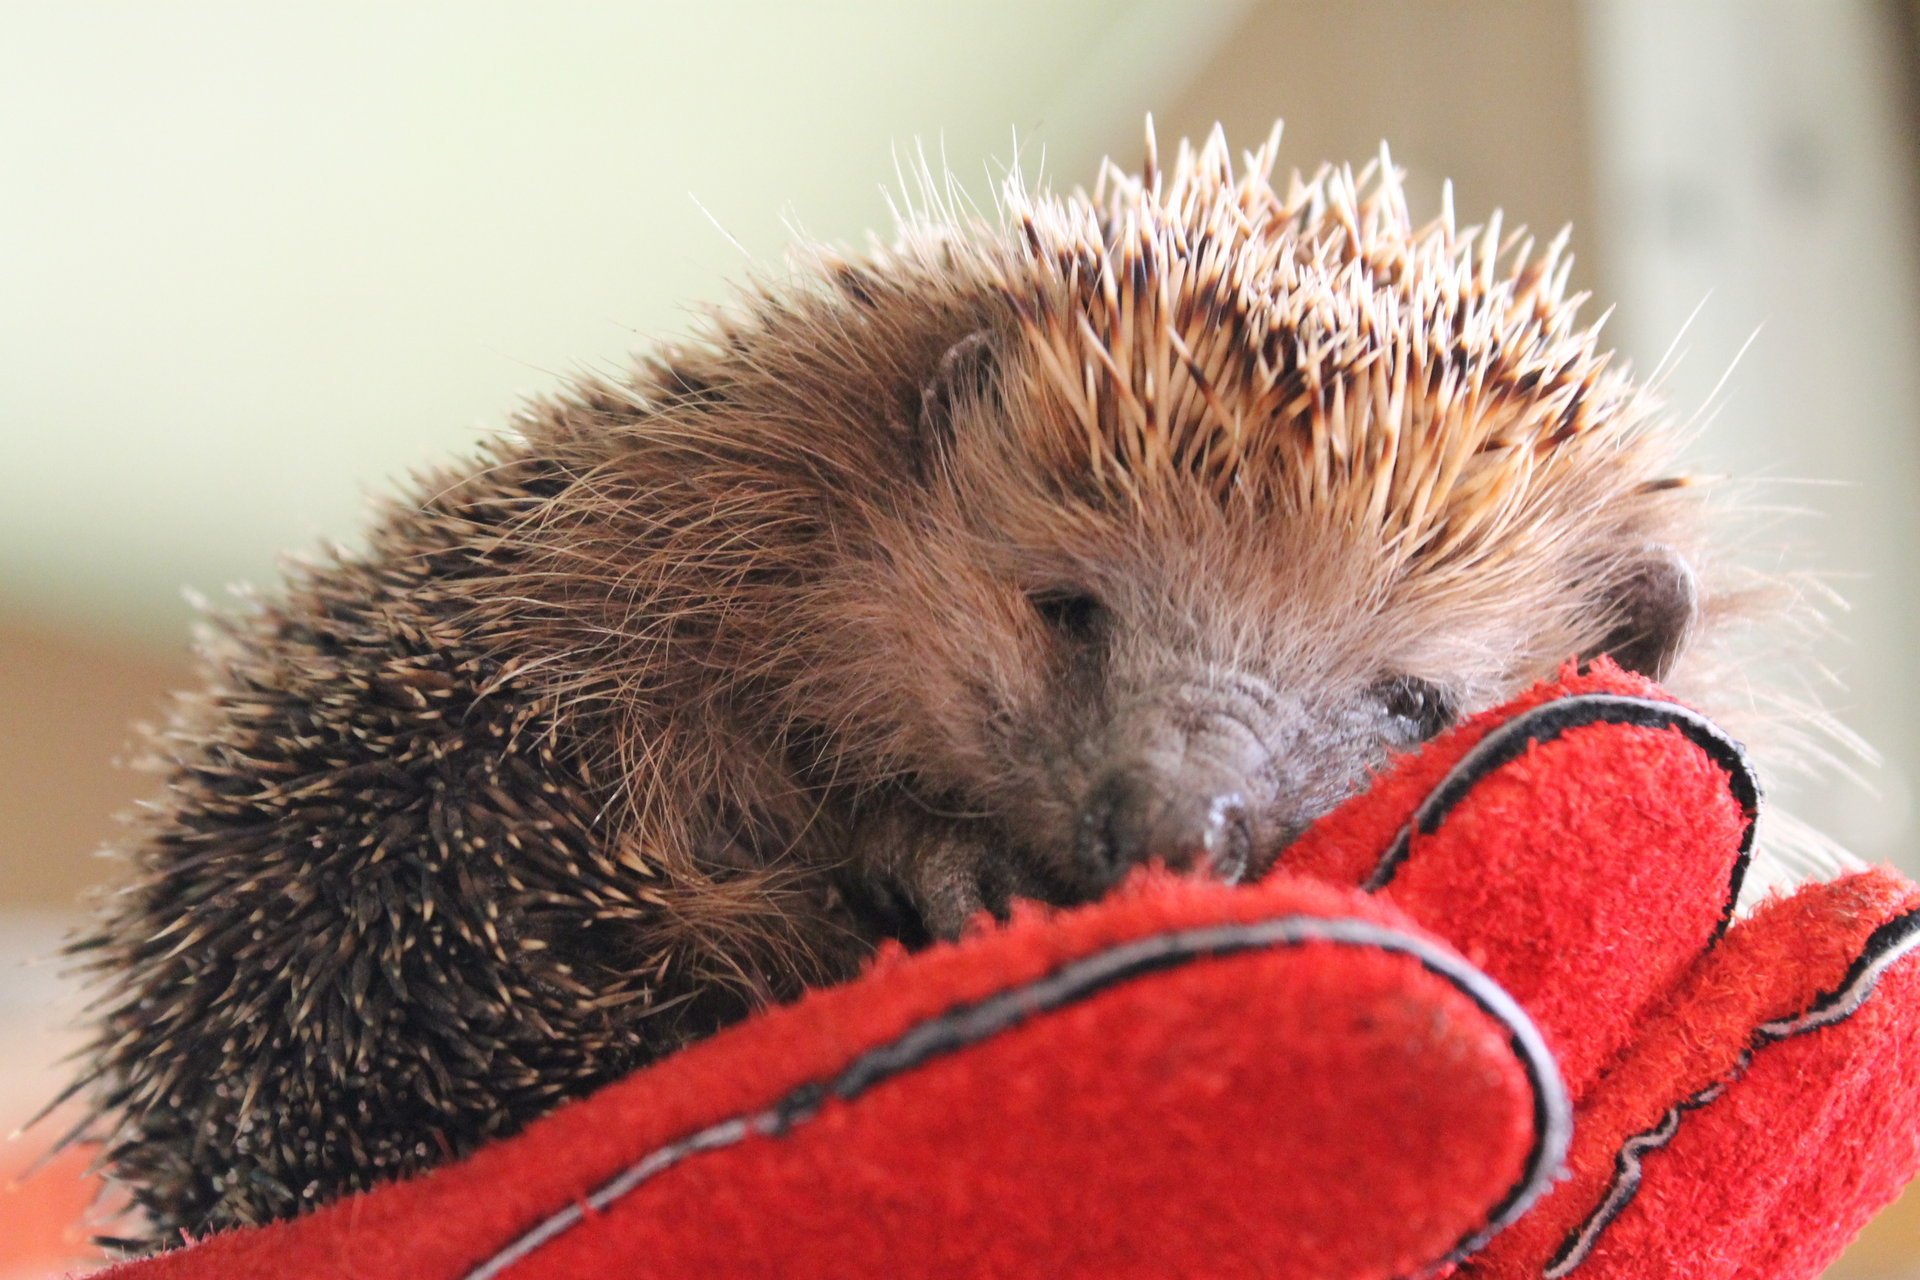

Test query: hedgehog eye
[1376,676,1455,743]
[1028,590,1106,643]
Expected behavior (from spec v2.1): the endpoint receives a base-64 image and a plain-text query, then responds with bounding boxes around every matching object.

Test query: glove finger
[1281,674,1756,1098]
[104,878,1568,1280]
[1278,665,1675,890]
[1463,869,1920,1280]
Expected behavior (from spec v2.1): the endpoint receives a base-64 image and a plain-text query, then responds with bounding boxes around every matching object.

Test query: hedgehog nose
[1078,770,1254,887]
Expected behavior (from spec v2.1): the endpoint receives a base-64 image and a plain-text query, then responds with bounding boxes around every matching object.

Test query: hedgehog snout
[1075,766,1255,887]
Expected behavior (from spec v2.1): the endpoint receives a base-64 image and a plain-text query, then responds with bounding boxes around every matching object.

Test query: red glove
[97,667,1920,1280]
[99,880,1566,1279]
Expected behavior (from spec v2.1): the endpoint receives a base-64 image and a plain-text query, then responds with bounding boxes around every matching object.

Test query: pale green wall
[0,0,1250,637]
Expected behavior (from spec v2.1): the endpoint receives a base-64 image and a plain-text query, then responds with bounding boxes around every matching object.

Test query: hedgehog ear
[1583,544,1700,682]
[913,329,999,479]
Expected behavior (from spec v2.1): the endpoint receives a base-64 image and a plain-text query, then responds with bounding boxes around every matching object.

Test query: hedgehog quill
[74,122,1729,1246]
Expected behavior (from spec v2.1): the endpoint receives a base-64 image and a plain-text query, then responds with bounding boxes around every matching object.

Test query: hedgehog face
[820,295,1699,935]
[849,345,1496,919]
[783,127,1703,936]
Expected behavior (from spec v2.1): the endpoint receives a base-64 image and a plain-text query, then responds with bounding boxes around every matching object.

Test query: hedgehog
[69,121,1737,1248]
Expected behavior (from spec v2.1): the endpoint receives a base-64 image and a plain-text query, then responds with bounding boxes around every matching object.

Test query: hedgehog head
[784,123,1702,902]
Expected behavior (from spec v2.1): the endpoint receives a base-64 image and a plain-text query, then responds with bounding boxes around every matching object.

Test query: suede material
[1354,715,1745,1098]
[1278,660,1671,894]
[1464,870,1920,1279]
[1601,937,1920,1280]
[508,933,1536,1280]
[99,876,1542,1280]
[1280,662,1748,1097]
[1722,945,1920,1280]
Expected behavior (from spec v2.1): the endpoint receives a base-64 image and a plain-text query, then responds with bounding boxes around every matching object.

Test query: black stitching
[1363,695,1760,941]
[1543,906,1920,1276]
[462,916,1573,1280]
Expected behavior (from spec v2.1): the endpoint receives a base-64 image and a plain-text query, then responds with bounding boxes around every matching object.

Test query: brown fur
[70,123,1731,1246]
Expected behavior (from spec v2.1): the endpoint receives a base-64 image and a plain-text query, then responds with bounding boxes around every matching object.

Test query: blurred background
[3,1,1918,1274]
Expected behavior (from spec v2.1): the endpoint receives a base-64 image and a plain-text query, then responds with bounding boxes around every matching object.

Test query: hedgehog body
[78,124,1722,1244]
